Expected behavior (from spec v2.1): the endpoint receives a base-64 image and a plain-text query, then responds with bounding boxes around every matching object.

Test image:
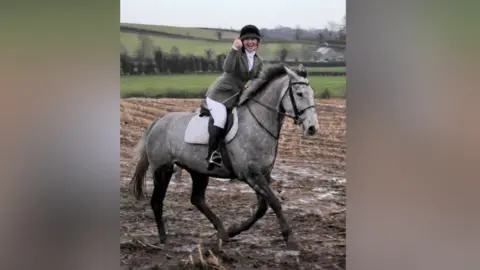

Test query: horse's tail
[129,119,157,200]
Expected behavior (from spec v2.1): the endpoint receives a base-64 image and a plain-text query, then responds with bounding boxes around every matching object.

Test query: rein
[247,78,316,139]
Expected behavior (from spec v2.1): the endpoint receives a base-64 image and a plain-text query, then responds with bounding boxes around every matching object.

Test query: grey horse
[129,64,320,250]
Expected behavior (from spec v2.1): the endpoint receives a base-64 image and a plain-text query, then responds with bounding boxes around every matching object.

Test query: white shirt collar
[245,50,256,58]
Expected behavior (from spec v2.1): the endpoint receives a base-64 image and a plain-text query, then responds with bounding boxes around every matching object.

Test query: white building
[315,46,345,62]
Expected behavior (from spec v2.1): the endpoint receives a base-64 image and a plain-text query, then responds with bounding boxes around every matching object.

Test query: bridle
[249,77,316,128]
[246,76,317,177]
[286,80,316,124]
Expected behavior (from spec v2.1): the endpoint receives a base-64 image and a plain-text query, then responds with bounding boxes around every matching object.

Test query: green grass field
[121,23,239,40]
[121,32,304,57]
[121,74,346,98]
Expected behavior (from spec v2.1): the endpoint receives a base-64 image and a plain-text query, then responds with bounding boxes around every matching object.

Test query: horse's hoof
[227,224,241,237]
[159,235,167,245]
[218,231,230,243]
[286,239,301,250]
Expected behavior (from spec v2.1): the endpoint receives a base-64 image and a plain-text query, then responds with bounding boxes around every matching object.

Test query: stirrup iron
[208,150,223,167]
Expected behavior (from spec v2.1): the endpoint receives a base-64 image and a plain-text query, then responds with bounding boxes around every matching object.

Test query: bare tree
[300,44,315,61]
[318,32,325,43]
[170,46,180,55]
[136,35,155,60]
[326,21,339,32]
[295,25,302,40]
[279,48,289,61]
[340,14,346,34]
[205,48,214,60]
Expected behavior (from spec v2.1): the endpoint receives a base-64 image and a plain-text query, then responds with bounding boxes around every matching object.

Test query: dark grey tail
[129,120,156,200]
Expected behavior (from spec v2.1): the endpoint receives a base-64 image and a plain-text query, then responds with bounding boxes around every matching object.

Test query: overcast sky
[120,0,345,29]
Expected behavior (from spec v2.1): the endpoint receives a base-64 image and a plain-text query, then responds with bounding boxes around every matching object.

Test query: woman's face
[243,38,259,52]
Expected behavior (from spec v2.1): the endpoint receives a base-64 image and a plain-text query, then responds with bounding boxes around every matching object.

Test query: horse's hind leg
[188,171,229,243]
[150,164,174,244]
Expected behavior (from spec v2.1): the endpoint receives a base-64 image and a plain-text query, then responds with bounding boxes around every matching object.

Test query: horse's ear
[284,65,300,79]
[297,64,308,78]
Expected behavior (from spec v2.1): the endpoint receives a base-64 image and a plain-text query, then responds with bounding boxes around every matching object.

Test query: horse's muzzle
[307,125,317,135]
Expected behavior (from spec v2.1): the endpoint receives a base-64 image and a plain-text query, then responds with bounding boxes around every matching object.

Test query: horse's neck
[245,76,287,138]
[254,76,286,109]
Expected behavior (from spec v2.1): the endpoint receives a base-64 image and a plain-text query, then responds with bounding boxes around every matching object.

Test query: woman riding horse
[204,24,264,169]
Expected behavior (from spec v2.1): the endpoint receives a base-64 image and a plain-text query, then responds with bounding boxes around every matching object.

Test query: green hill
[121,32,306,57]
[121,23,239,40]
[120,23,312,59]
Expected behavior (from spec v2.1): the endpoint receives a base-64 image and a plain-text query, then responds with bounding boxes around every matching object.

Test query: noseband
[287,80,316,124]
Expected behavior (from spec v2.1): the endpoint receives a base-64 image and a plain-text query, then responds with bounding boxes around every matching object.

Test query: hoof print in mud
[274,250,301,264]
[286,240,302,251]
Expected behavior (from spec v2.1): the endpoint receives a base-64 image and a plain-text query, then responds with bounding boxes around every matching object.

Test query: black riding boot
[206,125,225,170]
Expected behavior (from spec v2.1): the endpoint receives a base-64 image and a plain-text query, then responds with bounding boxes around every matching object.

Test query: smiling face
[242,38,259,52]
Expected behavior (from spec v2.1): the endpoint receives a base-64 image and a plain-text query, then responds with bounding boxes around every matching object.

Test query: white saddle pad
[184,108,239,145]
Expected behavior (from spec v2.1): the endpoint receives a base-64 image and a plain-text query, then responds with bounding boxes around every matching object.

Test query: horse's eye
[297,92,303,97]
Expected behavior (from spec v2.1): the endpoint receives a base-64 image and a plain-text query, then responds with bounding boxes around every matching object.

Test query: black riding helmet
[239,24,261,42]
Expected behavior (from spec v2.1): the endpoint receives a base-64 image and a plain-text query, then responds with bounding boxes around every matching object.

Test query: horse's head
[281,65,319,136]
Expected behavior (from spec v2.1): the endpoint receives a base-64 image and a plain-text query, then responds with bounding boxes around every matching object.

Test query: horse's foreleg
[227,174,272,238]
[244,168,299,250]
[227,192,268,237]
[189,171,229,243]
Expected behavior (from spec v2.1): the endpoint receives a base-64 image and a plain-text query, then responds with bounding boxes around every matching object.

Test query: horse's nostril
[307,126,316,135]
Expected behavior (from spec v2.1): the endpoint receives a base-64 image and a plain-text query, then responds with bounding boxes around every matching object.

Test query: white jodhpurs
[205,97,227,128]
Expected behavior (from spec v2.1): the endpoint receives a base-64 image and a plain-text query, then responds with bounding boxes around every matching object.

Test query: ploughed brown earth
[120,98,346,269]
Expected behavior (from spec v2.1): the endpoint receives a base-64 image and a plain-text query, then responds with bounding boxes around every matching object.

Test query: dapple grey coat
[129,64,320,250]
[205,47,264,109]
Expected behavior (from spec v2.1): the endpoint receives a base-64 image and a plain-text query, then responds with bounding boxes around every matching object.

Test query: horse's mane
[257,64,308,90]
[238,63,307,105]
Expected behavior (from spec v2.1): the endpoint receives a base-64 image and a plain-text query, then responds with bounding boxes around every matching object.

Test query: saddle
[183,99,239,173]
[184,99,239,145]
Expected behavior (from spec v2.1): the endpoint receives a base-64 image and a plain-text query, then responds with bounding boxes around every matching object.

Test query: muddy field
[120,98,346,269]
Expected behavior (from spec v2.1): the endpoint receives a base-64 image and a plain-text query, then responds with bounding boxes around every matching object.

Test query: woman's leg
[205,97,227,128]
[205,97,227,169]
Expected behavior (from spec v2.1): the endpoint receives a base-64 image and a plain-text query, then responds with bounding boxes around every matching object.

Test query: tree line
[121,46,346,76]
[121,25,347,45]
